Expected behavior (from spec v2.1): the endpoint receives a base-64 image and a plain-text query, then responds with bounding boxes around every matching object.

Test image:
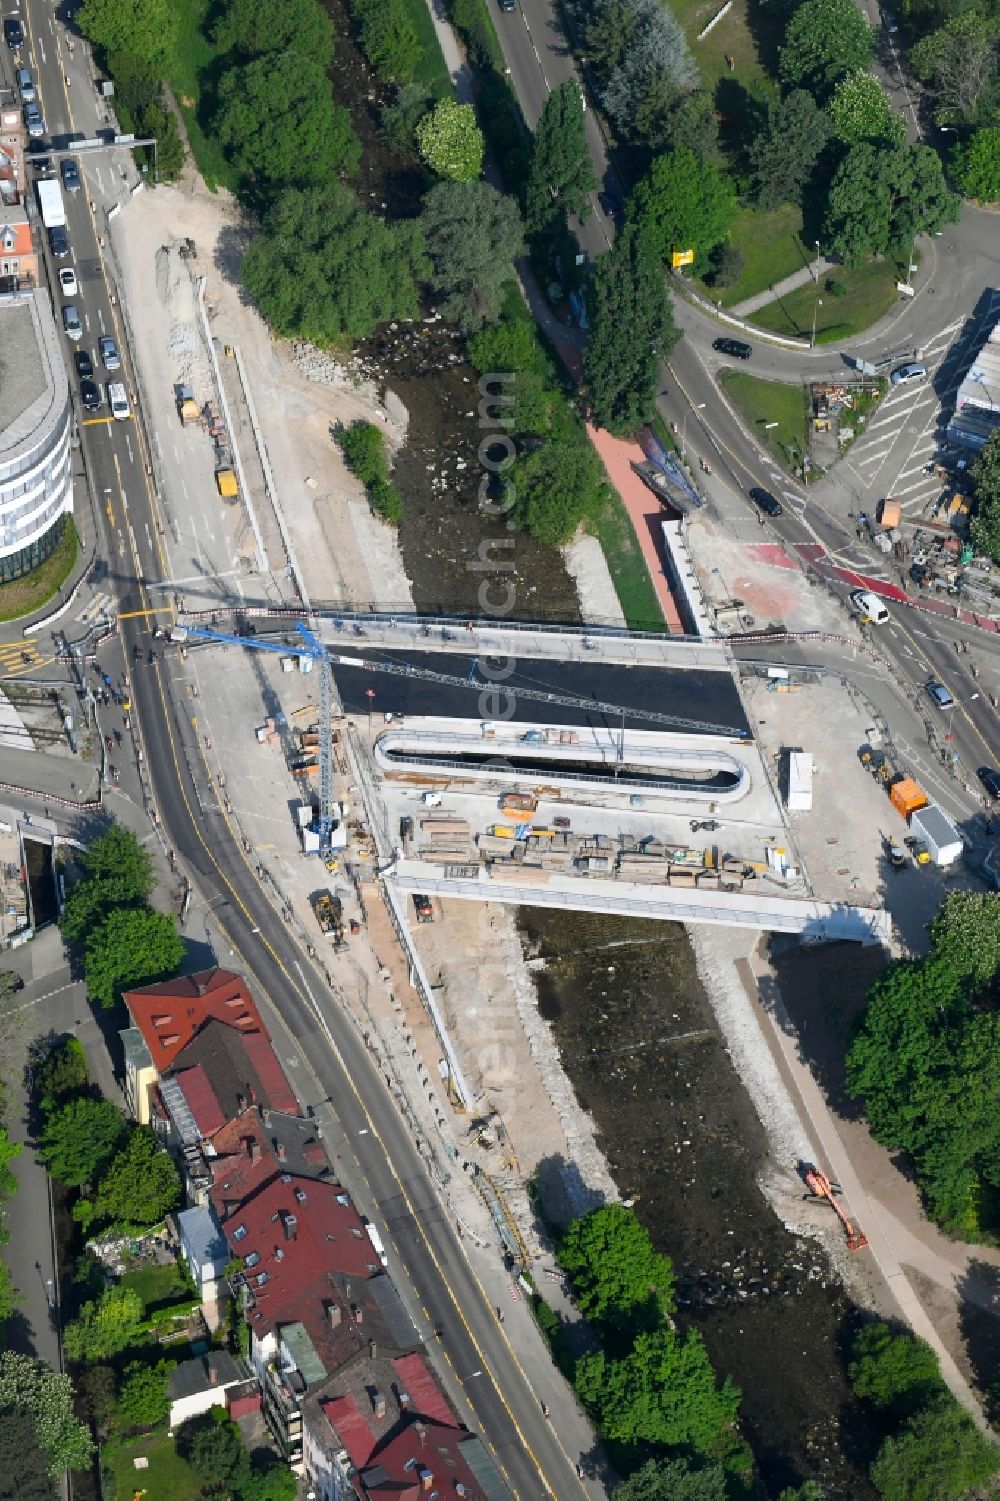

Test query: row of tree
[0,1066,21,1332]
[970,429,1000,563]
[846,891,1000,1237]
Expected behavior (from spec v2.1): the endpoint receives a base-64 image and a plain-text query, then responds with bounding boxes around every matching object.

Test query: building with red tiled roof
[208,1107,331,1221]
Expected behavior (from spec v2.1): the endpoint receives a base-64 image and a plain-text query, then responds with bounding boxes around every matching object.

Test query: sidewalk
[730,257,838,319]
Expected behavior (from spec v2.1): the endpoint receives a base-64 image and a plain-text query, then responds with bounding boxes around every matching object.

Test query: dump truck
[312,892,347,947]
[215,466,238,498]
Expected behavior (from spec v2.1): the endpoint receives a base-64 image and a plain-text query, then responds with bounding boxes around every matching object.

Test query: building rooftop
[168,1350,247,1402]
[208,1107,331,1220]
[176,1204,229,1273]
[0,294,57,456]
[170,1016,297,1122]
[121,1025,153,1074]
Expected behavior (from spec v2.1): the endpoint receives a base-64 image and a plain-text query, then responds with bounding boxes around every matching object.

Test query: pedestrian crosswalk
[0,639,45,675]
[76,590,117,626]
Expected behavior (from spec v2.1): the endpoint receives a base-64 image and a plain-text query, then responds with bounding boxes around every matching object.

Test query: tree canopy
[779,0,874,97]
[212,0,333,61]
[829,71,903,144]
[527,82,597,230]
[822,141,959,265]
[748,89,829,210]
[848,1323,946,1416]
[33,1038,87,1109]
[971,429,1000,562]
[416,100,485,182]
[612,1455,729,1500]
[39,1097,127,1189]
[598,0,698,138]
[909,15,1000,129]
[420,179,525,331]
[95,1126,182,1227]
[84,906,185,1009]
[0,1405,53,1501]
[350,0,421,84]
[61,826,154,943]
[512,439,609,546]
[116,1360,173,1429]
[633,147,736,269]
[0,1354,92,1478]
[213,53,360,184]
[952,127,1000,203]
[242,184,426,343]
[869,1398,1000,1501]
[585,225,679,435]
[63,1286,145,1363]
[77,0,177,67]
[559,1203,676,1327]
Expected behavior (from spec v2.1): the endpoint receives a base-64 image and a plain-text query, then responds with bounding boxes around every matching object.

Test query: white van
[108,382,130,421]
[851,588,890,624]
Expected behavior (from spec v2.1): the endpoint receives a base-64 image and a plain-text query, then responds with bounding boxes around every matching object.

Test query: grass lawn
[0,518,77,625]
[169,0,239,192]
[109,1430,204,1501]
[671,0,772,96]
[698,203,810,309]
[719,370,808,470]
[122,1261,194,1316]
[400,0,456,95]
[752,258,907,343]
[590,496,664,632]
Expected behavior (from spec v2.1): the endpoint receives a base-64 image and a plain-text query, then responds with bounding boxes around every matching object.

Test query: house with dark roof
[220,1174,419,1470]
[167,1350,258,1431]
[302,1349,505,1501]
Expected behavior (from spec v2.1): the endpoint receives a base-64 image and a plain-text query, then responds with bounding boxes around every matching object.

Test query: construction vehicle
[215,464,238,499]
[802,1166,868,1251]
[312,892,347,949]
[904,835,931,865]
[413,892,434,923]
[500,792,537,814]
[177,385,199,426]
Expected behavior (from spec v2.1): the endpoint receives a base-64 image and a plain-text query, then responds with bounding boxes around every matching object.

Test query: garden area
[0,518,77,624]
[753,258,908,342]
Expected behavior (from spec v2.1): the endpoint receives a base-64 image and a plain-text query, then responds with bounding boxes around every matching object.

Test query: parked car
[60,157,81,192]
[62,305,82,341]
[890,361,926,387]
[99,335,121,370]
[4,17,24,49]
[23,101,44,138]
[713,336,752,360]
[978,766,1000,800]
[75,348,94,379]
[498,0,517,11]
[598,191,622,221]
[48,225,69,258]
[748,485,783,516]
[15,66,35,101]
[80,378,101,412]
[925,679,954,709]
[58,266,78,296]
[32,155,55,177]
[107,381,130,420]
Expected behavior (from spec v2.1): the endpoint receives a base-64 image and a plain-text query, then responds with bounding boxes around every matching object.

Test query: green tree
[337,423,403,525]
[238,1459,300,1501]
[39,1097,127,1188]
[77,0,177,67]
[352,0,420,83]
[466,314,565,440]
[952,127,1000,202]
[822,141,959,265]
[527,82,597,230]
[512,439,609,546]
[575,1325,743,1459]
[0,1406,57,1501]
[613,1455,729,1500]
[0,1354,93,1478]
[848,1323,946,1416]
[779,0,874,97]
[416,99,485,182]
[0,1262,20,1328]
[586,0,637,85]
[77,1365,117,1433]
[83,906,184,1009]
[177,1410,250,1493]
[633,147,736,268]
[33,1038,87,1107]
[584,224,679,434]
[61,826,154,942]
[869,1397,1000,1501]
[929,892,1000,986]
[242,184,426,344]
[116,1360,173,1429]
[829,71,903,144]
[0,1126,21,1204]
[971,430,1000,561]
[214,54,360,185]
[910,15,1000,128]
[559,1204,676,1327]
[63,1286,145,1363]
[600,0,698,135]
[212,0,333,61]
[95,1126,182,1227]
[634,82,719,160]
[379,83,432,158]
[420,179,525,331]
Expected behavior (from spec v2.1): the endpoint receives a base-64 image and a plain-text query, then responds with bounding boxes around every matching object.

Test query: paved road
[11,3,589,1492]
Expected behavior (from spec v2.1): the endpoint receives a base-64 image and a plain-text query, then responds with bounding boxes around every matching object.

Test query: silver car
[98,335,121,370]
[23,101,43,138]
[62,305,83,341]
[16,67,35,102]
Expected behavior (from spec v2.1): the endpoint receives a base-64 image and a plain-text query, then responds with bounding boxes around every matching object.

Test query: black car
[748,486,783,517]
[978,767,1000,800]
[598,191,622,221]
[75,348,94,380]
[48,225,69,258]
[80,379,101,412]
[713,336,752,359]
[31,155,55,177]
[4,17,24,49]
[61,157,81,192]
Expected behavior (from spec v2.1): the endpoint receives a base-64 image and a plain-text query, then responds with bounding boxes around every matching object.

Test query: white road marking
[125,432,134,466]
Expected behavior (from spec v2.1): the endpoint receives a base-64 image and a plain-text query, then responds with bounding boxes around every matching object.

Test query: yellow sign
[671,248,695,268]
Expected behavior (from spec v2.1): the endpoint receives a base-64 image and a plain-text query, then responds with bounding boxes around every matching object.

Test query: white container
[910,805,962,867]
[786,752,813,811]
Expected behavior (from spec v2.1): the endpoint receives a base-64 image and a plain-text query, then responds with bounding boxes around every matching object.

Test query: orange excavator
[803,1166,868,1252]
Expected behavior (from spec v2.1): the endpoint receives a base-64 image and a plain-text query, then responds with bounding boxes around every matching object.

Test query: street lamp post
[945,691,979,742]
[813,240,821,283]
[680,401,706,457]
[811,297,823,349]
